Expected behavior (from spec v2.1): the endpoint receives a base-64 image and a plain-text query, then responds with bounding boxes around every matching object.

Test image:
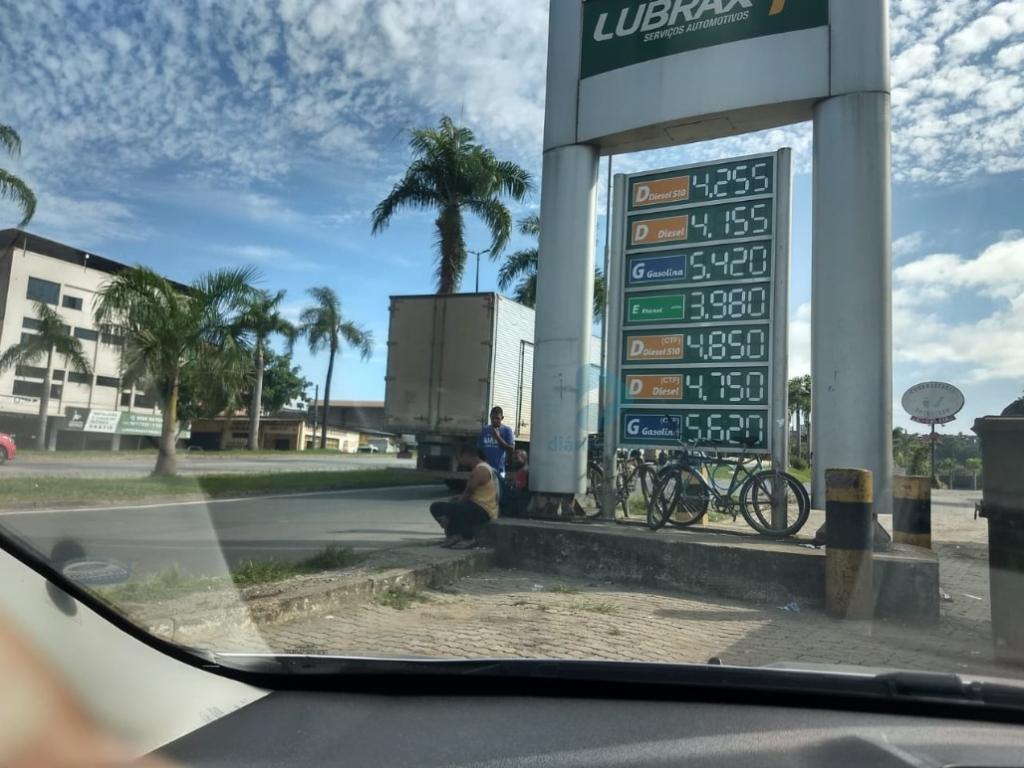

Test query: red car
[0,432,16,464]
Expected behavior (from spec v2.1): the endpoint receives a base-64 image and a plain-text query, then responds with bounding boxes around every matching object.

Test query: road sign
[610,150,791,454]
[902,382,965,425]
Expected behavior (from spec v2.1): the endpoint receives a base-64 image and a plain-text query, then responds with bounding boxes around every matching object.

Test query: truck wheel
[0,446,6,465]
[444,479,467,492]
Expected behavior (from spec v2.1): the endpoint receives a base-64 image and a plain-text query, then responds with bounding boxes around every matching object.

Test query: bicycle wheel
[583,463,605,518]
[618,461,657,520]
[649,466,709,530]
[739,470,810,537]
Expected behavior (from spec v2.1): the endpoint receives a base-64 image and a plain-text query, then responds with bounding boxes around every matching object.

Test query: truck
[383,293,601,483]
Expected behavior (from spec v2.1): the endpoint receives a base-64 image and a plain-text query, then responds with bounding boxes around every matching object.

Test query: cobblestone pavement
[204,491,1019,681]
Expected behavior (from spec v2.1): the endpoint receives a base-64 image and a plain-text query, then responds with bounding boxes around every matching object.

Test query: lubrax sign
[581,0,829,79]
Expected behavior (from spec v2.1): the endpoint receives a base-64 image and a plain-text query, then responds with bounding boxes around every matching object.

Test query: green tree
[96,266,256,475]
[371,115,533,294]
[497,214,607,318]
[787,374,811,462]
[1,124,36,227]
[250,350,310,414]
[0,302,91,449]
[234,289,297,450]
[299,286,373,449]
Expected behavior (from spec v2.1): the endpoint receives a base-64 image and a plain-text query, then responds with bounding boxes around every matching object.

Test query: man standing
[479,405,515,476]
[430,444,499,548]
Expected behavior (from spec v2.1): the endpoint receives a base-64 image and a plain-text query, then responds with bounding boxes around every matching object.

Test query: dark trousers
[430,500,491,539]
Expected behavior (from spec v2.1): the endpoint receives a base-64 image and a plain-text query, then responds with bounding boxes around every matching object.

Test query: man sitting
[430,444,499,548]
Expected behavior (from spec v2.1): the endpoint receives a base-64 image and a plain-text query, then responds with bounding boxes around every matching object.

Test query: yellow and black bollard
[825,468,875,620]
[893,476,931,549]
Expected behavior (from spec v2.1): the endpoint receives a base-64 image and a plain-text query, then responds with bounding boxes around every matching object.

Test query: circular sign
[901,382,964,425]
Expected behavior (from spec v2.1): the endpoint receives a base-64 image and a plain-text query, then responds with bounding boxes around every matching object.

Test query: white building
[0,229,164,450]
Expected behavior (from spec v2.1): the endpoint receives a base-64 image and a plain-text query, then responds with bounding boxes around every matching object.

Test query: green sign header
[581,0,829,79]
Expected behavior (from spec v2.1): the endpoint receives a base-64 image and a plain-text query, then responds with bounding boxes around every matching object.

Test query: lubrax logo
[592,0,755,42]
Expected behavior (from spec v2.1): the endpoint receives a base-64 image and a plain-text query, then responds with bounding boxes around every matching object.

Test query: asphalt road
[2,453,416,478]
[0,484,450,577]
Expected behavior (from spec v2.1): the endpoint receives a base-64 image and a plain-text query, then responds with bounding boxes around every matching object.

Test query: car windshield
[1,0,1023,695]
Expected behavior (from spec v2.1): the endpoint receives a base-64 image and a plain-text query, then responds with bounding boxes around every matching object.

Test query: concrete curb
[129,546,495,645]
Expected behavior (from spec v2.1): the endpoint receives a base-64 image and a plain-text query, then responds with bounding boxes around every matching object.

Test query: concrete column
[529,144,600,495]
[811,91,893,515]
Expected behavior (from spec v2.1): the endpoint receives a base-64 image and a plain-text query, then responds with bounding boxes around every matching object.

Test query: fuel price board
[609,150,791,455]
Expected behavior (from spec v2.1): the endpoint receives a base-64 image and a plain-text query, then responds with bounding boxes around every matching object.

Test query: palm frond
[518,214,540,237]
[465,197,513,256]
[497,247,538,291]
[0,169,37,227]
[338,321,373,361]
[0,124,21,157]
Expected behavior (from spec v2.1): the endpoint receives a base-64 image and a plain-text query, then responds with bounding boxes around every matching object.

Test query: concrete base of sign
[486,519,938,621]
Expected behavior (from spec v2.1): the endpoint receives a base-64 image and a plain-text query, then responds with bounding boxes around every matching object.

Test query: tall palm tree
[0,302,91,449]
[234,289,296,450]
[371,115,533,294]
[96,266,257,476]
[1,124,37,227]
[299,286,373,450]
[497,214,607,318]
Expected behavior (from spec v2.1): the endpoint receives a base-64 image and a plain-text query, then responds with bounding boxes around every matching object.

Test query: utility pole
[311,383,319,449]
[469,249,490,293]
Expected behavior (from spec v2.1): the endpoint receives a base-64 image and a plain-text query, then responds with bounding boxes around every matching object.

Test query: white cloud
[213,244,319,272]
[28,192,145,246]
[893,231,926,260]
[892,236,1024,381]
[788,303,811,377]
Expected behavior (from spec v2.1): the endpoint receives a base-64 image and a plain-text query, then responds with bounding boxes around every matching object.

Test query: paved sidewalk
[196,491,1016,681]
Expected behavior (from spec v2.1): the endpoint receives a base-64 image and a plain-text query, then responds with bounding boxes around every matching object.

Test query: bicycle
[584,443,659,521]
[647,433,810,537]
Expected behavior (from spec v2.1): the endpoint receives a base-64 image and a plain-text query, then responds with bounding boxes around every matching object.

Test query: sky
[1,0,1022,436]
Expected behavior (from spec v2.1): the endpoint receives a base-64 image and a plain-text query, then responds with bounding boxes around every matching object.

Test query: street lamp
[468,249,490,293]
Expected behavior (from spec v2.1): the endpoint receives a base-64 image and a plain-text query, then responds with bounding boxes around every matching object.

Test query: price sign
[610,150,791,455]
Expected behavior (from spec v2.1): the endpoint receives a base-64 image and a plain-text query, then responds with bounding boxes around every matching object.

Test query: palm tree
[787,374,812,462]
[299,286,373,449]
[371,115,533,294]
[1,124,37,227]
[0,302,91,449]
[234,289,296,450]
[96,266,257,476]
[497,214,607,318]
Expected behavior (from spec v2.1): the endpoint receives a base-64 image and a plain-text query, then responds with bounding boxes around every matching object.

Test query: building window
[74,327,99,342]
[68,371,92,385]
[14,365,64,381]
[120,391,132,407]
[20,332,35,345]
[26,277,60,305]
[232,431,248,439]
[13,380,43,398]
[62,295,84,310]
[95,376,120,388]
[101,331,124,346]
[50,384,62,398]
[22,317,43,330]
[133,394,155,409]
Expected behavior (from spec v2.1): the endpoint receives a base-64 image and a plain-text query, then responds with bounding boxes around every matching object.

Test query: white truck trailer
[383,293,600,483]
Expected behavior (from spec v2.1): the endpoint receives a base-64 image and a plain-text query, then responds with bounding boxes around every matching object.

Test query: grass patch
[546,584,580,594]
[98,545,365,604]
[0,468,434,509]
[568,600,618,615]
[16,448,407,460]
[788,465,812,485]
[373,586,431,610]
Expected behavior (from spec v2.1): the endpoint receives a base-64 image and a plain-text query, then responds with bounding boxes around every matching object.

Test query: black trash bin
[973,416,1024,667]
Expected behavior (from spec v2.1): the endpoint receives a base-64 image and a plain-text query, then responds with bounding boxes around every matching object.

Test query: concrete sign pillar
[530,145,600,494]
[811,0,892,514]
